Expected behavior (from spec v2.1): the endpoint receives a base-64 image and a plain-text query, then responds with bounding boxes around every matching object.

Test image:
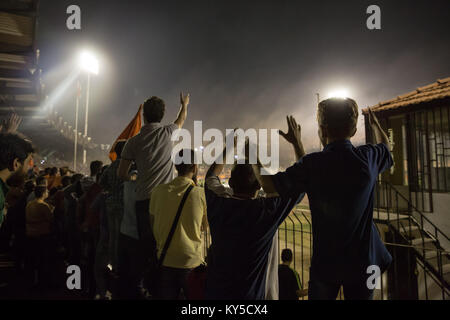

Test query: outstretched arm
[206,130,237,178]
[206,147,227,178]
[1,113,22,133]
[252,115,306,195]
[174,92,190,128]
[279,116,305,161]
[252,160,278,195]
[368,108,389,146]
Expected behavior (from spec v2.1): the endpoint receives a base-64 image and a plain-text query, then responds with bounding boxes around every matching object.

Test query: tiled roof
[363,77,450,113]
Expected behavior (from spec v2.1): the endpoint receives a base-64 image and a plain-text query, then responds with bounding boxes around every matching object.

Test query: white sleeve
[205,175,233,198]
[265,231,279,300]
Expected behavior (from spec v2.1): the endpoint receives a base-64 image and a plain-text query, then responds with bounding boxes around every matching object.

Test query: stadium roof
[0,1,109,168]
[363,77,450,114]
[0,0,42,117]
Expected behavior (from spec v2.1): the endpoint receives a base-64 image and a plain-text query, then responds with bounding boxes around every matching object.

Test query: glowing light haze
[79,51,99,75]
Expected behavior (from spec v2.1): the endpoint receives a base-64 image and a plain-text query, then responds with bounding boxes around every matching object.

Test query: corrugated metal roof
[363,77,450,113]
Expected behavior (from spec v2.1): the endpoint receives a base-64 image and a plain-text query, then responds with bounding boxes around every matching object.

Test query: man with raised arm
[117,92,190,296]
[252,98,393,300]
[204,130,305,300]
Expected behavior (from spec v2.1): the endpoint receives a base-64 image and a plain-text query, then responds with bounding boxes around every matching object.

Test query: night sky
[37,0,450,166]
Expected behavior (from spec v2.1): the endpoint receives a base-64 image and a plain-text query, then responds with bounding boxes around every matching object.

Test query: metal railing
[374,180,450,248]
[374,180,450,297]
[201,202,450,300]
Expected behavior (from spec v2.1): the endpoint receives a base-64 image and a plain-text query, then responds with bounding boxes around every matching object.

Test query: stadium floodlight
[79,51,99,75]
[327,89,350,99]
[77,50,99,168]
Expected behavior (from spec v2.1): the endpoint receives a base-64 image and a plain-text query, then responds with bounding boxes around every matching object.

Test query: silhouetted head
[281,248,293,264]
[143,96,165,124]
[90,160,103,177]
[175,149,198,182]
[34,185,48,200]
[0,133,34,178]
[229,164,261,198]
[50,167,58,176]
[36,176,47,187]
[97,165,109,181]
[317,97,359,146]
[61,175,72,188]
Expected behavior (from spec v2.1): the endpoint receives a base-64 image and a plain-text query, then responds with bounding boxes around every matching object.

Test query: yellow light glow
[79,51,99,75]
[327,89,349,99]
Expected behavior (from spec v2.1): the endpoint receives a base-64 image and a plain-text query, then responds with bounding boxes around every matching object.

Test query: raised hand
[367,108,389,145]
[279,115,302,145]
[279,115,305,161]
[180,92,190,107]
[175,92,190,128]
[2,113,22,133]
[368,108,381,129]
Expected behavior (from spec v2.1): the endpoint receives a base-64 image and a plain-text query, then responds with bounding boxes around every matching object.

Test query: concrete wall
[426,193,450,251]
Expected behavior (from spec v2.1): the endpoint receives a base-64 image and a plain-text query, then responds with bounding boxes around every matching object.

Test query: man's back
[150,176,206,269]
[204,185,304,299]
[78,182,102,231]
[121,123,178,201]
[273,140,393,282]
[278,264,301,300]
[26,200,53,237]
[99,160,124,208]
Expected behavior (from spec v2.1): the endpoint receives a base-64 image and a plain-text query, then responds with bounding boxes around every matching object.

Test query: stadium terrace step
[411,237,435,246]
[422,250,438,259]
[443,264,450,275]
[401,226,420,233]
[373,210,410,221]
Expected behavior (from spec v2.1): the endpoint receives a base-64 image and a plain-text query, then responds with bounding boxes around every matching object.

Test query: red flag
[109,104,143,161]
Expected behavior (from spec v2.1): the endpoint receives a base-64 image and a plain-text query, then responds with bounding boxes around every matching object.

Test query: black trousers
[135,199,158,294]
[80,229,99,298]
[25,234,55,289]
[117,233,143,299]
[308,277,374,300]
[157,266,192,300]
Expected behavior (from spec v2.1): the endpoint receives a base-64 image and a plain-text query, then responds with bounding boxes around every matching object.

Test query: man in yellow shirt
[150,149,207,299]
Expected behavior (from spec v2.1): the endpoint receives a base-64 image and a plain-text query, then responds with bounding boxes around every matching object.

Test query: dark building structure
[0,0,109,171]
[363,78,450,299]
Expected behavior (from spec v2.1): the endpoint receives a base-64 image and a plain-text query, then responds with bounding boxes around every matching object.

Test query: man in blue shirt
[204,137,305,300]
[253,98,393,300]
